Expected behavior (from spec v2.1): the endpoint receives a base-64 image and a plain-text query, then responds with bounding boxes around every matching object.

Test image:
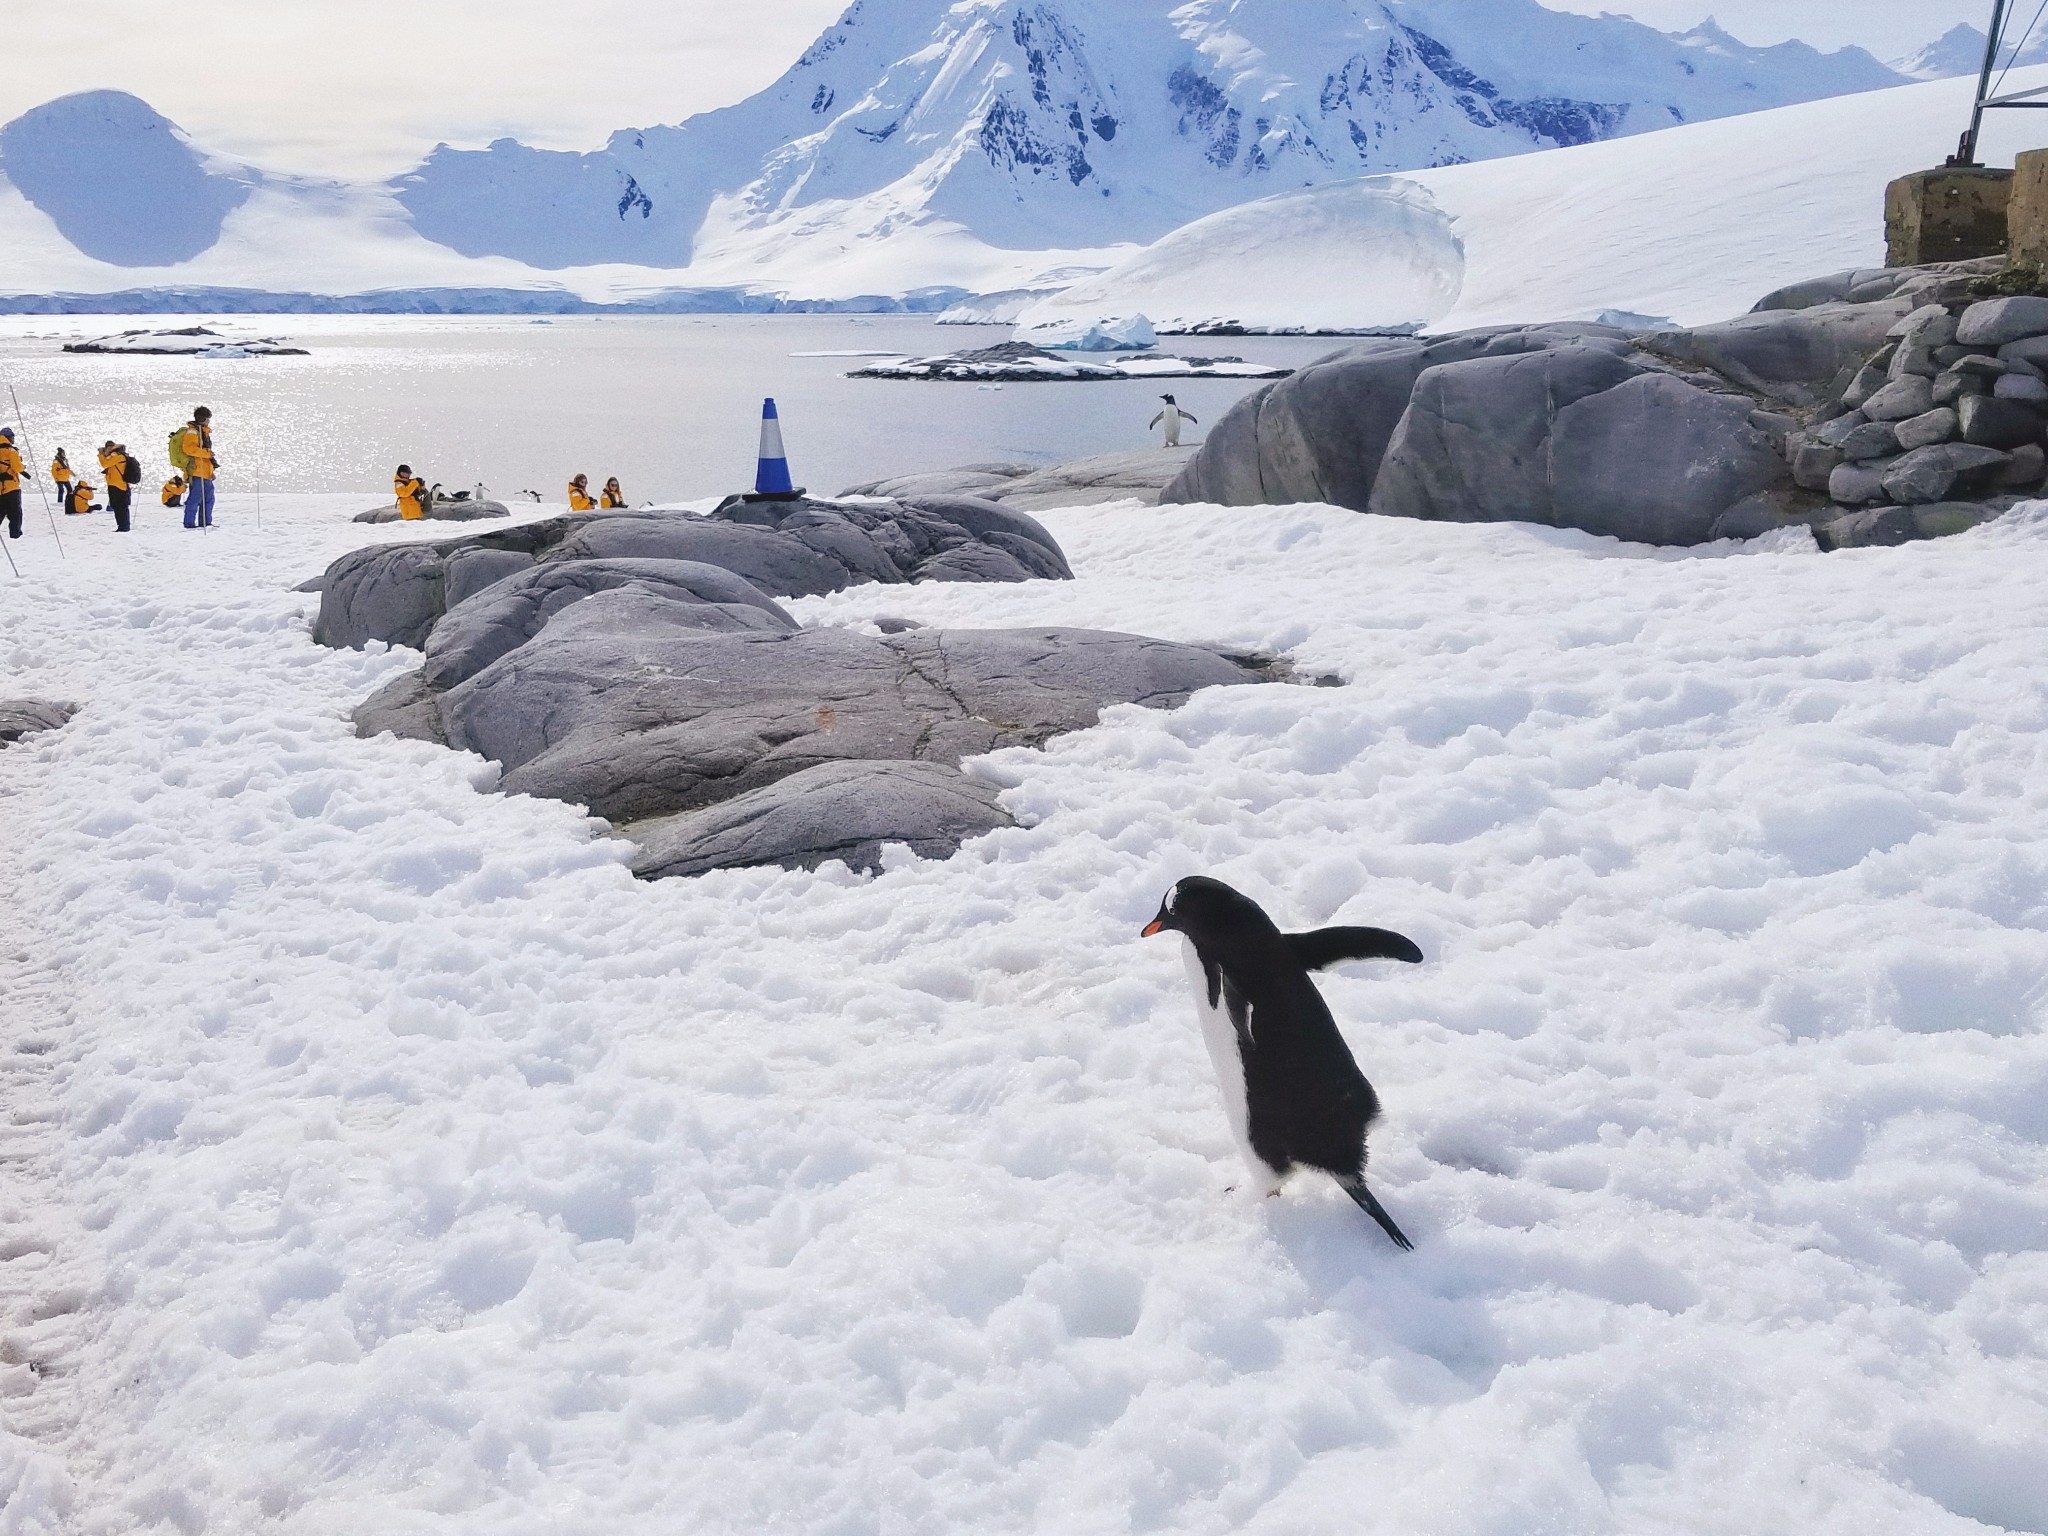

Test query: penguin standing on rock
[1150,394,1198,448]
[1143,876,1424,1250]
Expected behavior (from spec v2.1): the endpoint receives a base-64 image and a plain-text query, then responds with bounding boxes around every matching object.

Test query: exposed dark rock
[1957,394,2046,450]
[1836,421,1900,461]
[1816,501,2005,549]
[351,670,446,745]
[626,761,1016,879]
[1880,444,2010,505]
[1956,296,2048,347]
[0,700,78,745]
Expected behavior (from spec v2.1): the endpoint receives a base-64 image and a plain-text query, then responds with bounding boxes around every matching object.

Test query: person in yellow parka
[0,426,24,540]
[50,448,73,502]
[600,476,626,509]
[161,473,187,507]
[100,440,134,533]
[568,473,596,511]
[66,477,98,516]
[178,406,217,529]
[394,464,428,521]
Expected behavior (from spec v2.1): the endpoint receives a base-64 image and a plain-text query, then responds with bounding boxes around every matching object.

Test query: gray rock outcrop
[439,623,1265,826]
[322,495,1279,879]
[628,761,1016,879]
[0,700,78,745]
[1162,257,2044,550]
[314,494,1072,652]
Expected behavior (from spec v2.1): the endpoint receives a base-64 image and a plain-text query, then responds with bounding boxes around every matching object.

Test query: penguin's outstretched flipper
[1335,1174,1414,1251]
[1285,926,1424,970]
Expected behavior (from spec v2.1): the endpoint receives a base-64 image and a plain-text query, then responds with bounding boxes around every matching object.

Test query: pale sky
[0,1,1994,180]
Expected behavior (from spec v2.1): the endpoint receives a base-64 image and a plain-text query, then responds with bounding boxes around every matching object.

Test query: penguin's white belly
[1180,940,1284,1189]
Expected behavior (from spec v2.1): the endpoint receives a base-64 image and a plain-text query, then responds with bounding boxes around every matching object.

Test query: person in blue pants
[178,407,217,528]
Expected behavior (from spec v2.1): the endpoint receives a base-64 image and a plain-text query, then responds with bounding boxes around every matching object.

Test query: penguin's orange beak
[1141,918,1165,937]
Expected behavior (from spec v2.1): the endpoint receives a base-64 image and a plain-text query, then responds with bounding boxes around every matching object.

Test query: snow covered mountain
[0,1,1916,311]
[0,92,255,267]
[394,0,1901,267]
[1893,21,2048,81]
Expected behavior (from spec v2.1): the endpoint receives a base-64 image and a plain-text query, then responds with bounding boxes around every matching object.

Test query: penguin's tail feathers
[1336,1174,1414,1251]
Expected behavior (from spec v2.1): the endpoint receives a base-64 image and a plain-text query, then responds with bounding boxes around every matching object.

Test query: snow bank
[1,492,2045,1531]
[1409,63,2048,330]
[1017,178,1465,336]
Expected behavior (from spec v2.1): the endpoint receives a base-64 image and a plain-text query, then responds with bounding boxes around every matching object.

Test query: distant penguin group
[1144,876,1423,1250]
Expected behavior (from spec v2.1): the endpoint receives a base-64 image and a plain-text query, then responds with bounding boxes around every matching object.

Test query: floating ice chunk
[1017,313,1159,351]
[1018,177,1465,336]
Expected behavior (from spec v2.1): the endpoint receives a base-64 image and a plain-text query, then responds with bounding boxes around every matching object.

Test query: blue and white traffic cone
[744,396,806,502]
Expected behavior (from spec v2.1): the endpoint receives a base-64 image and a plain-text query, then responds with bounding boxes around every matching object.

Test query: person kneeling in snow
[394,464,429,521]
[66,478,99,516]
[161,473,186,508]
[1151,394,1198,448]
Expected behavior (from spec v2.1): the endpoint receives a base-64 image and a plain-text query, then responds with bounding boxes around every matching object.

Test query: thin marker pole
[0,524,18,578]
[6,383,65,560]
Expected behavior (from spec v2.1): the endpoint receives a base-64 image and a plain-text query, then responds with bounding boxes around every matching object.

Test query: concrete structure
[1885,168,2015,267]
[2006,150,2048,271]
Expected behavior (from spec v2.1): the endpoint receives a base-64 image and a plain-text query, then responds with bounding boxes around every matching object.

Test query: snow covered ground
[2,494,2046,1534]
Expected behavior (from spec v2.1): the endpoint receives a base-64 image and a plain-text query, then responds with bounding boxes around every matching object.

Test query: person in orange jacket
[66,477,98,516]
[568,474,596,511]
[600,476,626,509]
[50,448,73,502]
[178,406,217,529]
[394,465,428,521]
[100,440,135,533]
[0,426,23,539]
[161,473,187,507]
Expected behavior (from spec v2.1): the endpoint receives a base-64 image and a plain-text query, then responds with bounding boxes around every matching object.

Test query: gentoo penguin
[1143,875,1423,1250]
[1149,394,1198,448]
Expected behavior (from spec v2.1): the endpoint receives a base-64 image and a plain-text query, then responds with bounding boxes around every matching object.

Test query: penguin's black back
[1172,879,1385,1181]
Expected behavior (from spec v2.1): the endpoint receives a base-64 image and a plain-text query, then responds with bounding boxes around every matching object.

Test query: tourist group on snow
[0,405,217,537]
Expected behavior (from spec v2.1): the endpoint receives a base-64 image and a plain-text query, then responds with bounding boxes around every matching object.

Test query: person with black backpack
[100,440,137,532]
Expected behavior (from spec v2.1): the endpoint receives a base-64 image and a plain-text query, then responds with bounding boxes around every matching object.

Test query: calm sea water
[0,315,1341,503]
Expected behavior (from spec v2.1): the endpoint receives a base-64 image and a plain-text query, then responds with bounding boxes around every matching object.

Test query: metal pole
[1958,0,2013,166]
[0,520,18,578]
[6,383,65,560]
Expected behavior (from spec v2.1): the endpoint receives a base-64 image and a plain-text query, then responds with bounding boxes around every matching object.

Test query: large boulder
[438,624,1264,825]
[1159,267,2009,546]
[1365,348,1789,545]
[315,497,1072,653]
[1162,327,1636,510]
[627,761,1016,879]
